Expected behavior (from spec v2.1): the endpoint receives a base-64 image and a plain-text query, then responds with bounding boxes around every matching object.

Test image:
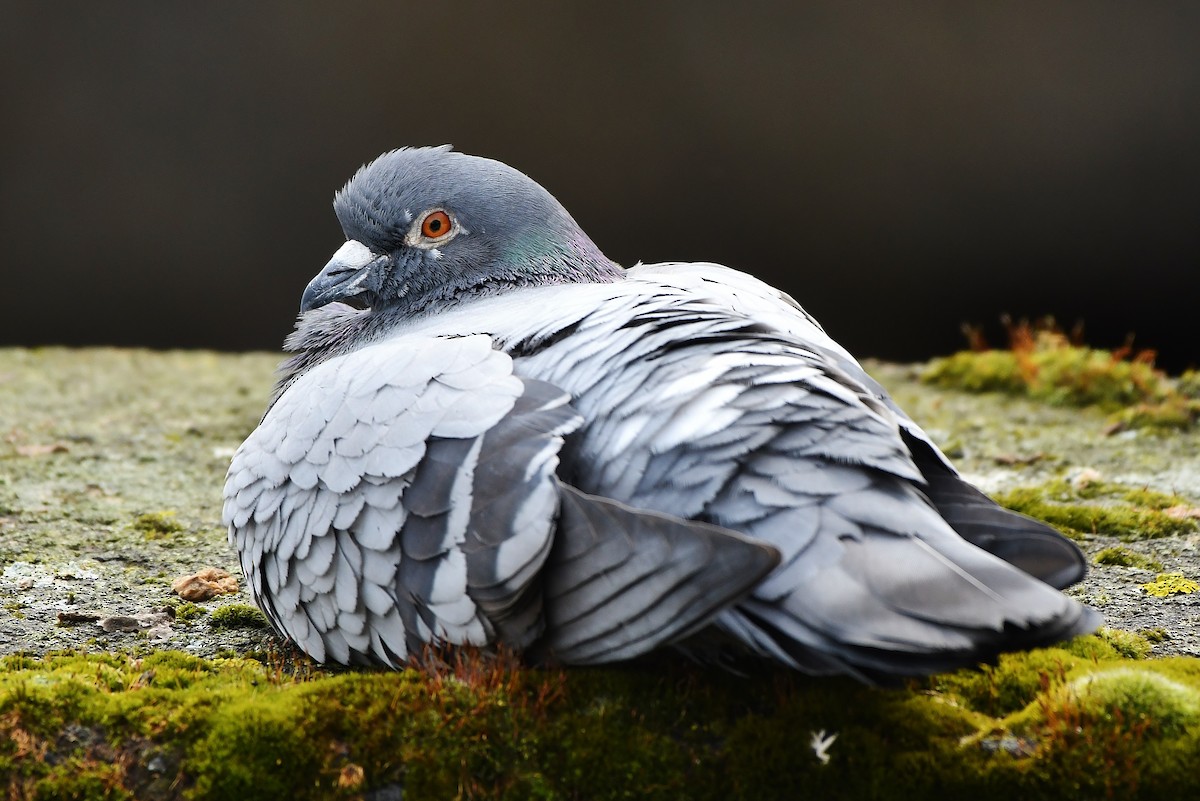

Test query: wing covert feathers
[539,484,780,664]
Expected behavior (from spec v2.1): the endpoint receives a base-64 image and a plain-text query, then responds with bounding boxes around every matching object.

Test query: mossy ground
[1094,546,1162,572]
[2,347,1199,799]
[992,478,1198,541]
[1,644,1198,801]
[918,318,1200,430]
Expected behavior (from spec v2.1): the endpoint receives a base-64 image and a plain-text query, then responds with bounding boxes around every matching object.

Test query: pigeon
[224,146,1100,681]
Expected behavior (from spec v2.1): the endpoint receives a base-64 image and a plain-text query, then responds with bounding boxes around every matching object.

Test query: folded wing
[224,333,780,666]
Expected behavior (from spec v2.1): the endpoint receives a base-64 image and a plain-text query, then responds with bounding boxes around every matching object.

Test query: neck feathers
[270,303,374,407]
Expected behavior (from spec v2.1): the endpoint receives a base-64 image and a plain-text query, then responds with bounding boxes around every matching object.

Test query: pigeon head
[300,146,623,316]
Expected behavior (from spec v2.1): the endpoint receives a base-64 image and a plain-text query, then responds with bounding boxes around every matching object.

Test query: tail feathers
[735,601,1100,684]
[934,497,1089,591]
[902,430,1087,590]
[536,483,780,665]
[722,504,1101,682]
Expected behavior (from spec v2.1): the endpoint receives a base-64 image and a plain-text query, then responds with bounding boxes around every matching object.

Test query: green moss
[1094,546,1163,571]
[1141,572,1200,598]
[209,604,269,630]
[1017,667,1200,737]
[1142,627,1170,644]
[1177,369,1200,399]
[1001,666,1200,797]
[2,649,1200,800]
[1108,396,1200,433]
[187,693,322,799]
[1080,628,1154,660]
[31,758,133,801]
[921,350,1030,396]
[930,648,1077,717]
[992,480,1198,541]
[995,487,1192,540]
[1070,478,1189,509]
[922,345,1168,411]
[31,762,132,801]
[171,602,207,624]
[129,511,184,538]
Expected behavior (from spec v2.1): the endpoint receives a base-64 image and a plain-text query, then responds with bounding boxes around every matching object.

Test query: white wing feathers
[226,335,526,663]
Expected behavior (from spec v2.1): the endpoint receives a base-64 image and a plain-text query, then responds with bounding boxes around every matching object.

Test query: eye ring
[420,210,453,239]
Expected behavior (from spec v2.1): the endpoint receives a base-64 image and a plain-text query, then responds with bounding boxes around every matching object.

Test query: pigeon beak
[300,240,390,312]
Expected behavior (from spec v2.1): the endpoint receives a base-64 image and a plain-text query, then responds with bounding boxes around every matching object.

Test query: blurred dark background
[2,2,1197,370]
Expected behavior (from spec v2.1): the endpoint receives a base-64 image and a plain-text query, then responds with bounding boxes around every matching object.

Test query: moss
[209,604,269,630]
[129,511,184,539]
[1108,396,1200,433]
[187,693,323,799]
[1016,667,1200,737]
[171,603,207,624]
[922,345,1167,411]
[1141,572,1200,598]
[919,322,1200,440]
[31,758,133,801]
[994,659,1200,797]
[1071,478,1189,509]
[1081,628,1154,660]
[992,480,1198,541]
[995,487,1192,540]
[2,649,1200,800]
[929,648,1078,717]
[921,350,1030,396]
[1141,627,1170,644]
[1177,369,1200,399]
[1094,546,1163,571]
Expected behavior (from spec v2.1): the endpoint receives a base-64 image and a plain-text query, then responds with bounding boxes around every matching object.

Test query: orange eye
[421,210,452,239]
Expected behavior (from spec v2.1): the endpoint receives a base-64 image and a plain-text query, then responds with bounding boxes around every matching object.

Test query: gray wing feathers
[721,476,1098,680]
[539,485,781,665]
[504,278,1096,678]
[711,276,1087,589]
[459,379,582,648]
[226,328,781,667]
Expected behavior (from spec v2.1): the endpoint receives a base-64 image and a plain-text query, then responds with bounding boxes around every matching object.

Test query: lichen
[1141,572,1200,598]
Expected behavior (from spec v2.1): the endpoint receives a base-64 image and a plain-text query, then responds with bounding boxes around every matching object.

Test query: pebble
[171,567,239,601]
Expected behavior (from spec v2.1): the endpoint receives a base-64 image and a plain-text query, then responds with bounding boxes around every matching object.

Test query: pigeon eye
[420,210,453,239]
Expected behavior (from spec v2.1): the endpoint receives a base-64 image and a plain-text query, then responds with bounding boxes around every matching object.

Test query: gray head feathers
[332,147,621,305]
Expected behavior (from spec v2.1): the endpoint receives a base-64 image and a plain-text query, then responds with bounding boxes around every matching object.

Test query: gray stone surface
[0,348,1195,663]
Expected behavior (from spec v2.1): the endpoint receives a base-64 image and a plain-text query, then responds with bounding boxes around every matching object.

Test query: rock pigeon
[224,146,1100,681]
